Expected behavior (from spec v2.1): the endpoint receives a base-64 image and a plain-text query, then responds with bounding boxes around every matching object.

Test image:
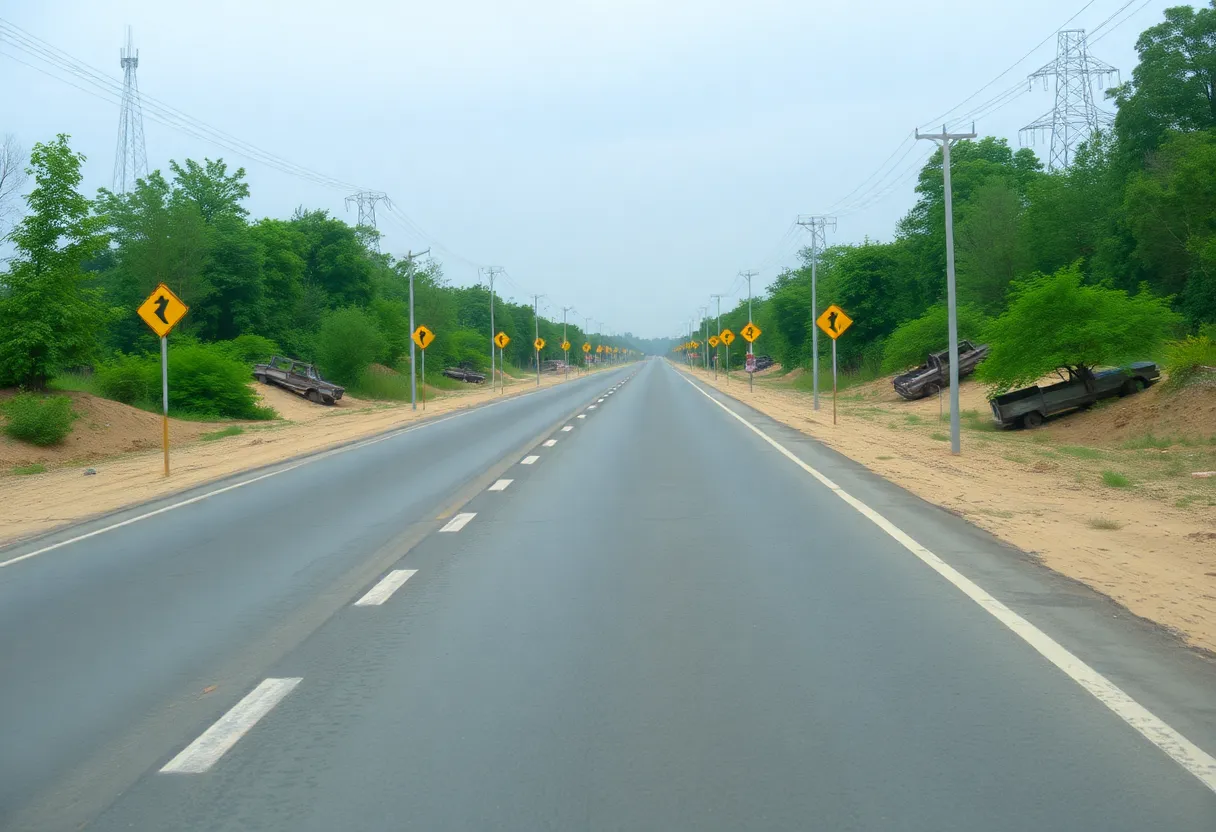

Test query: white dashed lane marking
[160,678,302,774]
[521,455,539,465]
[561,426,573,432]
[354,569,417,606]
[488,479,513,491]
[577,415,586,419]
[439,512,477,532]
[543,440,557,447]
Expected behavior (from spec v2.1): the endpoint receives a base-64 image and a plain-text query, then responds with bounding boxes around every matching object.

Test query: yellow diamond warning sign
[740,322,761,343]
[816,305,853,339]
[137,283,189,338]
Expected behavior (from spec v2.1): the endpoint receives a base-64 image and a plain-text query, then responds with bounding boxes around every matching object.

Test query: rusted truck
[989,362,1159,428]
[442,366,486,383]
[893,340,990,400]
[252,356,345,405]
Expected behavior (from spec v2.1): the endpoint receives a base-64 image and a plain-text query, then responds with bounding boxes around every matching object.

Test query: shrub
[95,353,158,405]
[1161,335,1216,387]
[447,329,489,372]
[882,303,989,373]
[217,334,281,365]
[353,364,412,401]
[317,307,385,386]
[168,344,275,420]
[1101,470,1131,488]
[2,393,79,446]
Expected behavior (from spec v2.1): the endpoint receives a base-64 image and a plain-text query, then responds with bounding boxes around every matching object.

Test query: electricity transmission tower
[796,215,836,410]
[112,26,148,193]
[1020,30,1120,170]
[345,191,393,251]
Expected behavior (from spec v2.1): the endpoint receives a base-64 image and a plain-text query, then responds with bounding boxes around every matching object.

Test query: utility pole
[482,267,503,389]
[1020,30,1119,171]
[532,294,544,387]
[698,306,709,370]
[584,315,592,371]
[404,248,431,411]
[710,294,724,381]
[562,306,573,379]
[112,26,149,193]
[345,191,392,252]
[916,124,976,456]
[740,270,758,391]
[796,215,836,410]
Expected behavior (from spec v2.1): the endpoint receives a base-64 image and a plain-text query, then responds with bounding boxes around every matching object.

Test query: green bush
[317,307,385,386]
[217,334,281,365]
[447,329,489,372]
[1161,335,1216,387]
[168,344,275,420]
[2,393,79,446]
[882,303,989,373]
[95,353,159,405]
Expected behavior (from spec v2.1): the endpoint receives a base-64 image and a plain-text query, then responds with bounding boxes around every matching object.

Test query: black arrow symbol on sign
[154,295,170,325]
[827,311,838,333]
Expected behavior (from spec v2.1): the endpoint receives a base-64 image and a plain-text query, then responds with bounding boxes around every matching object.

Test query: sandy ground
[676,363,1216,653]
[0,366,616,546]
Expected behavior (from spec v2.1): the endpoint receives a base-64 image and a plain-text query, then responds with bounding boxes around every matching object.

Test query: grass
[876,455,894,461]
[1002,453,1029,464]
[200,425,244,442]
[904,414,923,425]
[49,370,102,395]
[1101,470,1132,488]
[1058,445,1105,460]
[930,432,950,442]
[960,409,998,432]
[10,463,47,475]
[1121,433,1174,450]
[1088,517,1123,531]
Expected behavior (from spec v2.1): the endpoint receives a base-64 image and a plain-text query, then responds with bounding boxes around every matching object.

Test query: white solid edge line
[674,369,1216,794]
[353,569,417,606]
[520,455,540,465]
[488,479,513,491]
[439,512,477,532]
[160,677,302,773]
[543,439,558,447]
[0,395,522,570]
[561,426,574,432]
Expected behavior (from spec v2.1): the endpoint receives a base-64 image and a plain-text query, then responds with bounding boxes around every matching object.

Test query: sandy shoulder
[0,367,611,546]
[676,363,1216,653]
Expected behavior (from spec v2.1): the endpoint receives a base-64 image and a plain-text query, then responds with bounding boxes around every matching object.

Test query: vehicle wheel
[307,389,322,404]
[255,374,267,384]
[1120,378,1145,397]
[1022,411,1044,429]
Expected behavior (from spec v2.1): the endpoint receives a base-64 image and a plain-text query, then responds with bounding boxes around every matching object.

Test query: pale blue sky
[2,0,1166,336]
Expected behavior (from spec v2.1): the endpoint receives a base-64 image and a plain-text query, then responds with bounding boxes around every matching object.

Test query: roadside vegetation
[677,6,1214,395]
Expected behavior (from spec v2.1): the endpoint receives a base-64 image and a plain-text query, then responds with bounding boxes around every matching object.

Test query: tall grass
[1162,335,1216,388]
[2,394,78,446]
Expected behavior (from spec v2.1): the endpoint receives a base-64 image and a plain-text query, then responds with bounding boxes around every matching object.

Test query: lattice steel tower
[345,191,393,251]
[1020,30,1119,170]
[112,26,149,192]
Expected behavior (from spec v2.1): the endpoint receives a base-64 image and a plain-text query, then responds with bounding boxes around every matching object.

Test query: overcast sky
[2,0,1168,337]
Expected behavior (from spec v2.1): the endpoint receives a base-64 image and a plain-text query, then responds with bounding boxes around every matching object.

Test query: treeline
[0,143,648,399]
[694,4,1216,383]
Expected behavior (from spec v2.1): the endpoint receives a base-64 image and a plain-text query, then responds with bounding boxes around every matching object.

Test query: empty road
[2,359,1214,830]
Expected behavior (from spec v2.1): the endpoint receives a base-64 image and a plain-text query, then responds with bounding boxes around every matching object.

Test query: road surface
[1,359,1214,830]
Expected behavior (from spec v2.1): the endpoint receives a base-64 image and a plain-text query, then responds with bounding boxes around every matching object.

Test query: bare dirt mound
[754,363,784,377]
[1043,383,1216,445]
[0,391,219,468]
[253,382,364,423]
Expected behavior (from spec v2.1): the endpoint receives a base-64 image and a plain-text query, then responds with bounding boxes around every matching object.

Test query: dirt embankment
[0,367,613,544]
[677,363,1216,653]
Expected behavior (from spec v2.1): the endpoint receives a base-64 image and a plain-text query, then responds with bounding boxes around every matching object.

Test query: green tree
[956,180,1030,311]
[881,304,990,372]
[169,158,250,224]
[316,307,384,385]
[1112,3,1216,164]
[0,135,112,388]
[976,264,1181,391]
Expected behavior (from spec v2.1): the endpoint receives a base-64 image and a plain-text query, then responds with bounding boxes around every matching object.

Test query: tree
[1112,2,1216,164]
[881,304,990,373]
[976,264,1181,392]
[956,180,1030,311]
[0,135,112,388]
[316,306,384,385]
[169,158,250,224]
[0,134,27,235]
[1121,129,1216,328]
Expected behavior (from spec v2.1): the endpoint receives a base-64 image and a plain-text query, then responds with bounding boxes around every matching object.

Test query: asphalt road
[2,358,1214,830]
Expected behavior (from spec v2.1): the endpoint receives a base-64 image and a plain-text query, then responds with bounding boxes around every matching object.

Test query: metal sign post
[137,283,188,477]
[815,304,854,428]
[412,325,435,411]
[832,338,837,425]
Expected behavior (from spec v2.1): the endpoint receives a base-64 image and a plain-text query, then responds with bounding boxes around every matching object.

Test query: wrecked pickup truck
[893,340,989,400]
[989,362,1159,428]
[253,356,345,405]
[442,366,486,384]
